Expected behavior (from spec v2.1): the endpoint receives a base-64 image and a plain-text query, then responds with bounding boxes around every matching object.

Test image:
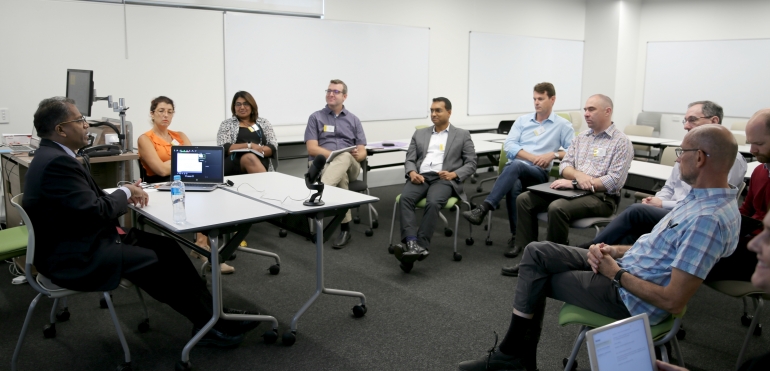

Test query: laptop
[156,146,225,192]
[527,182,590,199]
[3,134,39,152]
[586,313,658,371]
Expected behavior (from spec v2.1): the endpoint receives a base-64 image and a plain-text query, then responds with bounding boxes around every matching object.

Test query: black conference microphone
[304,154,327,206]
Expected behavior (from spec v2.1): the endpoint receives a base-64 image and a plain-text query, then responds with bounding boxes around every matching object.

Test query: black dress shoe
[399,261,414,273]
[393,243,408,262]
[462,207,487,225]
[192,327,244,348]
[504,245,522,258]
[332,230,351,249]
[501,264,520,277]
[401,240,429,263]
[221,308,262,335]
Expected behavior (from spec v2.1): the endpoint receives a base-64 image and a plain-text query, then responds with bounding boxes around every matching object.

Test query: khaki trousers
[317,152,361,223]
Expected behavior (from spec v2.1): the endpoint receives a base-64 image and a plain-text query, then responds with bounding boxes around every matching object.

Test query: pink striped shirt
[559,124,633,195]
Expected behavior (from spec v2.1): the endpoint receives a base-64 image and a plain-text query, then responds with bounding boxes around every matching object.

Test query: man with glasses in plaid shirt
[502,94,633,273]
[567,101,747,252]
[459,124,740,371]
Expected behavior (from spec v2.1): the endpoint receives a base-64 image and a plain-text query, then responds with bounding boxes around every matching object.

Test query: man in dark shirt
[304,79,367,248]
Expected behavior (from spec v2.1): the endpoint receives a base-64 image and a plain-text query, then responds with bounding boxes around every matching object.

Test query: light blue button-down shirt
[617,187,740,325]
[503,112,574,172]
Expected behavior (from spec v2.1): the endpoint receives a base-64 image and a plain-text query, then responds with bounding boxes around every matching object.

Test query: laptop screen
[170,146,224,184]
[588,314,655,371]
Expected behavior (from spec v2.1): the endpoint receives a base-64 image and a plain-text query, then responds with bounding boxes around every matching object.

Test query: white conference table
[126,188,287,367]
[226,171,379,345]
[661,139,752,157]
[470,133,508,143]
[366,136,503,170]
[628,160,673,181]
[746,161,762,180]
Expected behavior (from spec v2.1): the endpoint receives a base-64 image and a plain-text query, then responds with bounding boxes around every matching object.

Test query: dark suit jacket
[404,124,477,201]
[22,139,137,291]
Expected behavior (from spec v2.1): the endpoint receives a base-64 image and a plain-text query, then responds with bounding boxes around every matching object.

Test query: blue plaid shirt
[617,187,740,325]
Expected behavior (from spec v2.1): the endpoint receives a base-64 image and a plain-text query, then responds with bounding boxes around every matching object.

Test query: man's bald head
[589,94,614,110]
[684,124,738,173]
[748,109,770,133]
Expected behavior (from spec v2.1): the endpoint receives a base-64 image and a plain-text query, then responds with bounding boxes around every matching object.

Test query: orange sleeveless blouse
[140,129,185,177]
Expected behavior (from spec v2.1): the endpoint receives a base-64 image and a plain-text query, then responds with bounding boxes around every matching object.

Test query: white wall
[0,0,586,148]
[635,0,770,139]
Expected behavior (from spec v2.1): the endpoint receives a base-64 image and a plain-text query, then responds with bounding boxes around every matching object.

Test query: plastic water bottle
[171,175,186,224]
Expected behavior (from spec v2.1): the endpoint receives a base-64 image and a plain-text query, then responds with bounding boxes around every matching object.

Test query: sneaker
[12,276,27,285]
[462,207,487,226]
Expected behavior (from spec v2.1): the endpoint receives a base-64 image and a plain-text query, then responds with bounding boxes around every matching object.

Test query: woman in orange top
[137,96,191,183]
[137,96,234,274]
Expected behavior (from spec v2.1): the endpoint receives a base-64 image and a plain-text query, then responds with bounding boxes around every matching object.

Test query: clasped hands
[124,179,149,208]
[409,171,457,184]
[531,152,555,169]
[586,242,620,278]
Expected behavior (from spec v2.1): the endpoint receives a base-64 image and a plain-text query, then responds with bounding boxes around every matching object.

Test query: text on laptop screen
[172,147,223,183]
[592,317,654,371]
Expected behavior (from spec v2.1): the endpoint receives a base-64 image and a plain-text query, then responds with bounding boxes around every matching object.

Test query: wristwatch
[247,142,252,149]
[613,269,628,289]
[572,179,579,189]
[553,152,559,159]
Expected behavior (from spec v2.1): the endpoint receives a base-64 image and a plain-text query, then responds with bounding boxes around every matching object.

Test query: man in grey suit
[393,97,477,273]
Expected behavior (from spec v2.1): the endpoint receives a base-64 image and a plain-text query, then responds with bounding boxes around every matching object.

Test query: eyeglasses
[58,116,87,127]
[234,102,250,108]
[675,147,710,158]
[325,89,343,96]
[681,115,714,125]
[154,109,175,115]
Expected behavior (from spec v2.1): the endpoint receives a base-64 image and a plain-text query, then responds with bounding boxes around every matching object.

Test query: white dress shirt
[419,126,450,174]
[655,151,747,209]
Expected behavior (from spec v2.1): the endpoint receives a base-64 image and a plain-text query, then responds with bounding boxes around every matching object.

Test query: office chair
[10,194,140,371]
[470,147,508,245]
[624,124,656,160]
[560,303,685,370]
[349,154,379,236]
[632,146,678,201]
[473,120,515,193]
[732,122,748,131]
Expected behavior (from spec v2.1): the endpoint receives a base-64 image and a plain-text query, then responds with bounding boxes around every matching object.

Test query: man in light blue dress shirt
[462,82,574,258]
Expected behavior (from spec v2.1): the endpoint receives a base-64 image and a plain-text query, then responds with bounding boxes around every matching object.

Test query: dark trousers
[122,229,214,328]
[514,241,631,321]
[591,203,670,246]
[515,191,616,249]
[399,173,455,249]
[484,161,548,234]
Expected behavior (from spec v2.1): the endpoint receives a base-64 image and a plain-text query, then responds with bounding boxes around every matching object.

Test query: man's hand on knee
[409,171,424,184]
[587,243,618,274]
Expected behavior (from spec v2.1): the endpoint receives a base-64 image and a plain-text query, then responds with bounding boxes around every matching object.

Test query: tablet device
[586,313,658,371]
[527,182,590,199]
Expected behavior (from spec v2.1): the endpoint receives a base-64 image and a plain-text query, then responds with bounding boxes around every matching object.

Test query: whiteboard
[643,39,770,118]
[468,32,584,116]
[224,13,430,125]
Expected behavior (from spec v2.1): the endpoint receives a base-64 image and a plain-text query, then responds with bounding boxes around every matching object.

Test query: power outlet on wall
[0,108,8,124]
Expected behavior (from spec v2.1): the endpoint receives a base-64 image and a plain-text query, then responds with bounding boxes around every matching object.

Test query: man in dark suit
[393,97,477,273]
[23,97,256,349]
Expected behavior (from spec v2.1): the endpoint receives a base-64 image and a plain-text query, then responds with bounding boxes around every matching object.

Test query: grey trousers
[399,173,455,249]
[514,191,616,249]
[514,241,631,320]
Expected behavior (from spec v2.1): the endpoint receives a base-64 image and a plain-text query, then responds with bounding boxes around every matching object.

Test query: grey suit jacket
[404,124,477,201]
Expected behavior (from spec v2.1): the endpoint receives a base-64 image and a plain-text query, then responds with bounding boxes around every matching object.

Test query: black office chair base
[282,331,297,346]
[268,264,281,275]
[262,330,279,344]
[353,304,367,318]
[279,229,288,237]
[117,361,132,371]
[563,358,577,371]
[175,360,191,371]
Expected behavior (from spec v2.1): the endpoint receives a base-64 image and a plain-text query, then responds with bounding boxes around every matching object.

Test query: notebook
[527,182,590,199]
[156,146,225,192]
[586,313,658,371]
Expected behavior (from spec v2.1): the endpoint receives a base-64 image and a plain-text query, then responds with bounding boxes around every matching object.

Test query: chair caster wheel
[388,245,395,254]
[444,228,453,237]
[175,360,192,371]
[624,191,631,198]
[453,252,462,261]
[43,323,56,338]
[279,229,288,238]
[262,330,278,344]
[485,238,492,246]
[116,361,132,371]
[563,358,577,371]
[100,295,113,309]
[56,307,70,322]
[470,178,477,184]
[742,313,753,327]
[372,220,379,229]
[466,238,474,246]
[476,187,483,192]
[268,264,280,275]
[353,216,361,224]
[353,304,367,318]
[754,324,762,336]
[138,319,150,333]
[365,229,373,237]
[282,331,296,346]
[676,328,686,340]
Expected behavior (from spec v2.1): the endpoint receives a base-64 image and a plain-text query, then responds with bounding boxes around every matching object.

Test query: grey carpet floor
[1,172,769,371]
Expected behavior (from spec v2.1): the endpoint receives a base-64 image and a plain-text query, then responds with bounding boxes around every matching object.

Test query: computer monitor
[66,69,94,117]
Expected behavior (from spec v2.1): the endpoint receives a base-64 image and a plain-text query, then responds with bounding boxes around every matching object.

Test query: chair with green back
[470,147,507,245]
[559,303,685,370]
